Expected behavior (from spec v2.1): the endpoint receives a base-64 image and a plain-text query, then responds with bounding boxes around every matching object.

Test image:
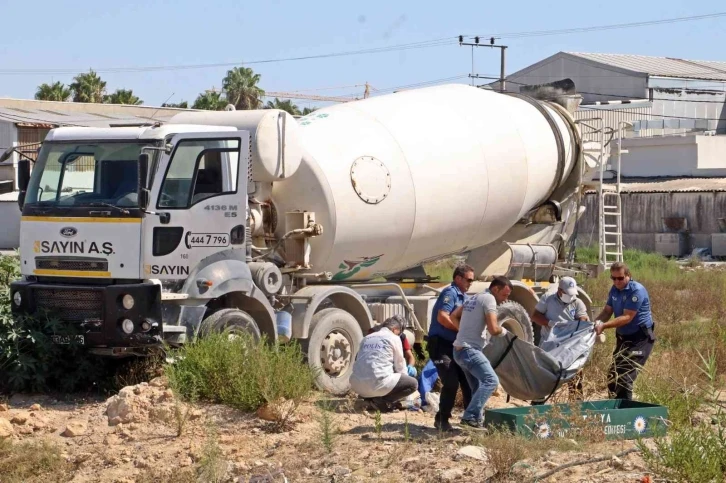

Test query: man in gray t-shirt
[450,276,512,429]
[531,276,589,402]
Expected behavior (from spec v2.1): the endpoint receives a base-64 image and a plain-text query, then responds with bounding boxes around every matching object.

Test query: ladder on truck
[598,121,628,270]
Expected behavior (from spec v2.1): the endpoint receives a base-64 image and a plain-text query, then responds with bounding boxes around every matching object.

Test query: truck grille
[36,257,108,272]
[33,288,103,323]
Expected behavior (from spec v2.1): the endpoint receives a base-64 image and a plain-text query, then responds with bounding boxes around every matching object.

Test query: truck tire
[199,308,261,344]
[497,300,534,344]
[302,308,363,396]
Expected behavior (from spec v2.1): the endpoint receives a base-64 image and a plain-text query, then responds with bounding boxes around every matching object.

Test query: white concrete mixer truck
[7,83,597,394]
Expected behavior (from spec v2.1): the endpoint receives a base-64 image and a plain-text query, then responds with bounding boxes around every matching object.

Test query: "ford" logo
[60,227,77,238]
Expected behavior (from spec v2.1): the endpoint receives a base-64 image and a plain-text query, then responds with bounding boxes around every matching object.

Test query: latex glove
[594,321,607,343]
[406,365,417,377]
[495,327,509,338]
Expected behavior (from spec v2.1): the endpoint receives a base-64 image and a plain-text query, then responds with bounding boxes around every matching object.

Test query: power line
[469,12,726,40]
[0,38,457,76]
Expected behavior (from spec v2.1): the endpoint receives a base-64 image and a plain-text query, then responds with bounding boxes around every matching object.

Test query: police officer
[593,262,656,401]
[427,264,474,432]
[531,276,589,402]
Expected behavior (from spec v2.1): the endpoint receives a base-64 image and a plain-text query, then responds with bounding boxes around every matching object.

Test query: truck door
[141,131,250,280]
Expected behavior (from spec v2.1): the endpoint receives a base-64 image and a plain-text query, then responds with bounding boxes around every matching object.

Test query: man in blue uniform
[593,262,656,401]
[427,264,475,432]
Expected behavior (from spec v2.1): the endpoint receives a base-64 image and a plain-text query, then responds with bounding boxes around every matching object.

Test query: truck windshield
[25,142,151,208]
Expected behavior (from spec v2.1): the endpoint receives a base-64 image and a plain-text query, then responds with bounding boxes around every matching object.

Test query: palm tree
[264,98,301,116]
[302,107,318,115]
[162,101,188,109]
[35,82,72,102]
[192,91,227,110]
[222,67,265,110]
[69,69,107,103]
[104,89,143,105]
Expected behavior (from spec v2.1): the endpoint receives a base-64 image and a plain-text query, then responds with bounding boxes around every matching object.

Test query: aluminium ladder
[598,122,627,269]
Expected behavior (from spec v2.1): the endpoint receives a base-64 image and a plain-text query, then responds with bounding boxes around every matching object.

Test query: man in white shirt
[350,315,418,412]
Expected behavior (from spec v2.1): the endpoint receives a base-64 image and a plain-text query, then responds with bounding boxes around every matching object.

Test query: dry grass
[0,438,74,483]
[472,427,577,481]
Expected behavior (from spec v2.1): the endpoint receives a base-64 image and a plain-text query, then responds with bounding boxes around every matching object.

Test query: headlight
[121,319,134,334]
[122,294,135,310]
[140,321,151,332]
[12,292,21,306]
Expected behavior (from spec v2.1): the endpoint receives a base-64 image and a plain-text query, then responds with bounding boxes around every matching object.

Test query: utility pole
[458,35,508,92]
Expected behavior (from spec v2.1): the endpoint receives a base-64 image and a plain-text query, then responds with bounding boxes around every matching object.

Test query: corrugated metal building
[576,178,726,255]
[0,99,191,248]
[492,52,726,141]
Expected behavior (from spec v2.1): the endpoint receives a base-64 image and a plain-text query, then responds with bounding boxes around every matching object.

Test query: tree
[162,101,189,109]
[222,67,264,110]
[302,107,318,115]
[69,69,107,103]
[35,82,72,102]
[104,89,143,105]
[192,91,227,110]
[264,98,301,116]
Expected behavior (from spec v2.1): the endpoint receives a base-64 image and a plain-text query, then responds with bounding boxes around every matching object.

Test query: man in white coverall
[350,315,419,412]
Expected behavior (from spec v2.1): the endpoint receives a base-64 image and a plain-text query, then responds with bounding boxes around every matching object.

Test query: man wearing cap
[531,276,589,401]
[593,262,655,401]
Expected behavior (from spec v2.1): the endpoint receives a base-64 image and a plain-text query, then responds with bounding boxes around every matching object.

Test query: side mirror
[17,159,30,210]
[18,160,30,192]
[138,153,149,210]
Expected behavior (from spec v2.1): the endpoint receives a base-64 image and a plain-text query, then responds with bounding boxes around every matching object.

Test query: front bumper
[10,280,163,348]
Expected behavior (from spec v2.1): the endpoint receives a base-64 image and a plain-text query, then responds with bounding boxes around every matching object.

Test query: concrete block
[655,233,688,257]
[712,234,726,257]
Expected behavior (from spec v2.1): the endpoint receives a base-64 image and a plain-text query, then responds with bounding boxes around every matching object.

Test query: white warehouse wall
[619,134,726,177]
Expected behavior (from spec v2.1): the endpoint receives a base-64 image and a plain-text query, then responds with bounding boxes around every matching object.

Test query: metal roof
[585,177,726,194]
[565,52,726,82]
[0,106,178,128]
[0,98,191,128]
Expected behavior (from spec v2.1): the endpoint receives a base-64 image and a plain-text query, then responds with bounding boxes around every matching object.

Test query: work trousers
[608,325,656,400]
[428,336,472,423]
[365,375,418,412]
[453,346,499,423]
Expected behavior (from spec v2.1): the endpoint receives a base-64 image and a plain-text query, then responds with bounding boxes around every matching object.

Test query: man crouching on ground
[350,315,418,412]
[451,276,512,429]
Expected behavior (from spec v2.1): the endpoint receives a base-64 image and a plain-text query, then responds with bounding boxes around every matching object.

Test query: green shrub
[0,254,123,394]
[165,332,315,417]
[639,418,726,483]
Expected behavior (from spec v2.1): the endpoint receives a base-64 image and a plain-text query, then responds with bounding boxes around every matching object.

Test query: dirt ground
[0,378,658,483]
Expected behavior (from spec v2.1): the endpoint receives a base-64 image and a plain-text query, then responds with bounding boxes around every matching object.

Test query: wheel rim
[320,330,353,378]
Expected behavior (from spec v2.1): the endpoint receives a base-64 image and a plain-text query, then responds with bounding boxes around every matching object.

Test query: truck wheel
[199,308,261,344]
[302,308,363,396]
[497,301,534,344]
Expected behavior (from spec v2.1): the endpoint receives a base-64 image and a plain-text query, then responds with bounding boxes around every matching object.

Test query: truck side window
[158,139,240,209]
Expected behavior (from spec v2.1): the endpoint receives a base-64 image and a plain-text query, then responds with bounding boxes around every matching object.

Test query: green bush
[639,418,726,483]
[0,254,120,394]
[165,332,316,415]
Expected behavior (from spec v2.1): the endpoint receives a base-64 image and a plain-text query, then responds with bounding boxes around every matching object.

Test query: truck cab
[10,123,260,355]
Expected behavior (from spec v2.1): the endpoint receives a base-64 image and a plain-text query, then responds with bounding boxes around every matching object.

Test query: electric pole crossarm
[458,36,508,92]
